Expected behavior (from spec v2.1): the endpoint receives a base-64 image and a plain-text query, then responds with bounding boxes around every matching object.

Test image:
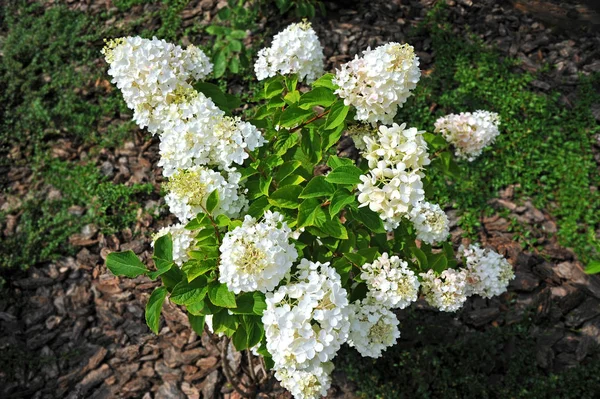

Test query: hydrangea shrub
[104,22,512,399]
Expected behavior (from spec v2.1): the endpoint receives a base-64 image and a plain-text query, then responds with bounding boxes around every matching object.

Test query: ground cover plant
[400,5,600,265]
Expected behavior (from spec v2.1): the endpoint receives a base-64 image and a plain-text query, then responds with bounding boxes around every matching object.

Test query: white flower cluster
[357,123,428,231]
[164,166,247,222]
[347,299,401,358]
[459,244,514,298]
[333,42,420,125]
[262,259,350,398]
[157,104,265,176]
[152,224,196,266]
[409,202,450,244]
[104,36,265,228]
[255,21,324,83]
[275,362,333,399]
[360,253,420,309]
[219,211,298,294]
[419,269,468,312]
[102,36,212,133]
[434,110,501,161]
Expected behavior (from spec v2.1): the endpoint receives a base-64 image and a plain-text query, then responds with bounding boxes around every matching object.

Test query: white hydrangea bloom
[357,123,429,231]
[152,224,196,266]
[157,98,265,176]
[409,202,450,245]
[164,166,247,222]
[333,43,420,125]
[347,299,401,358]
[263,259,349,390]
[218,211,298,294]
[254,21,324,83]
[275,361,333,399]
[102,36,212,133]
[363,123,430,172]
[361,253,420,309]
[434,110,500,161]
[459,244,515,298]
[419,269,468,312]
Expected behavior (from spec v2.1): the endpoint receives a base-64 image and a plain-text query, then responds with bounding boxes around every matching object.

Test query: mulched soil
[1,1,600,398]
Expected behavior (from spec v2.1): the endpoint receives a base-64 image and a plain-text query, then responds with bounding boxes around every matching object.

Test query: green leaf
[185,214,210,230]
[298,87,336,109]
[410,246,428,270]
[324,100,349,130]
[321,124,344,151]
[147,262,173,280]
[316,216,348,239]
[206,25,226,35]
[206,190,219,214]
[189,246,219,260]
[208,282,237,308]
[299,176,335,199]
[188,314,206,336]
[160,267,184,292]
[274,161,301,182]
[312,73,337,90]
[284,90,301,105]
[585,260,600,274]
[279,174,305,186]
[145,287,167,334]
[327,155,354,169]
[351,207,386,233]
[285,74,298,91]
[301,128,322,163]
[423,132,448,150]
[325,165,363,185]
[297,198,327,228]
[429,253,448,274]
[330,189,355,217]
[228,39,242,52]
[153,234,173,271]
[229,29,247,39]
[228,56,240,74]
[332,257,352,285]
[279,105,313,128]
[170,276,208,306]
[269,185,303,209]
[267,96,286,109]
[194,82,231,111]
[273,131,299,156]
[244,316,264,348]
[182,259,216,282]
[212,310,238,336]
[258,175,272,197]
[265,80,284,99]
[213,49,227,78]
[232,323,250,350]
[230,292,267,315]
[247,196,271,218]
[106,251,148,278]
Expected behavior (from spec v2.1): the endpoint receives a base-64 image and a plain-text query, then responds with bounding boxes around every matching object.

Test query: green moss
[397,4,600,262]
[0,160,152,270]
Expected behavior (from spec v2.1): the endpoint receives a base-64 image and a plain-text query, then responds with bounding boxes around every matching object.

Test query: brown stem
[203,324,220,347]
[246,349,257,385]
[220,337,253,398]
[258,356,269,383]
[290,109,331,133]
